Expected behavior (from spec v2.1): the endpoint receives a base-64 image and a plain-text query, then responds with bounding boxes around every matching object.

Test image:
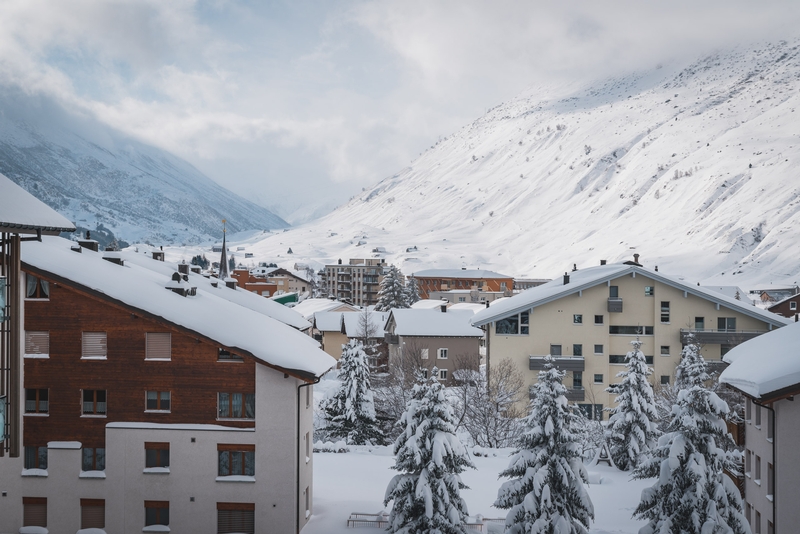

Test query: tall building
[411,269,514,300]
[323,258,387,307]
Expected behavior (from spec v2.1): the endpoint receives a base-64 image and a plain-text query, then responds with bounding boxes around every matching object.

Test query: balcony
[530,386,585,401]
[385,333,399,345]
[607,298,623,313]
[680,329,769,346]
[529,356,584,372]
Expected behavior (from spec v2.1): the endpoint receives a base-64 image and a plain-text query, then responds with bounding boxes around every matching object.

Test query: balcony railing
[385,333,399,345]
[680,329,769,346]
[529,355,584,372]
[607,298,623,313]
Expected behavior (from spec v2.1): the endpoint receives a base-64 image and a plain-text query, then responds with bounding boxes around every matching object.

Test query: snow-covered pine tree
[375,265,409,311]
[605,339,660,470]
[405,275,421,305]
[495,356,594,534]
[322,339,383,445]
[674,335,710,390]
[384,367,474,534]
[633,385,750,534]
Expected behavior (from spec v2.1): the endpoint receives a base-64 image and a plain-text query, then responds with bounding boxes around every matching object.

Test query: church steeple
[219,219,229,280]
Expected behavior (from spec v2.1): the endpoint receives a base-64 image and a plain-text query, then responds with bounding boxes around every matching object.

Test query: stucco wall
[775,398,800,532]
[391,336,481,384]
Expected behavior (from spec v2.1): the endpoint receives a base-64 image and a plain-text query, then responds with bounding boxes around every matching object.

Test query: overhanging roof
[0,173,75,235]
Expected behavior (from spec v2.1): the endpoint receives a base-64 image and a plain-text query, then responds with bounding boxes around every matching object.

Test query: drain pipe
[753,399,776,533]
[297,376,321,534]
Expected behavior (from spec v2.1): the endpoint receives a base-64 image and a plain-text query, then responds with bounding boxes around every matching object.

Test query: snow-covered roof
[411,299,450,310]
[412,268,511,279]
[118,250,311,330]
[0,173,76,235]
[719,321,800,399]
[449,302,487,313]
[471,263,792,328]
[292,298,359,320]
[314,311,344,332]
[23,237,335,380]
[700,285,747,301]
[388,308,484,337]
[342,311,388,338]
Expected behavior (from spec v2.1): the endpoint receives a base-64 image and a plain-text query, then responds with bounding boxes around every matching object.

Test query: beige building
[323,258,387,307]
[314,311,389,370]
[471,262,790,419]
[720,322,800,534]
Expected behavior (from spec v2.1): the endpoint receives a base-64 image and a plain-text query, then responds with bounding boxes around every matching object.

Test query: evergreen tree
[675,335,710,390]
[495,356,594,534]
[376,265,409,311]
[633,386,749,534]
[405,275,421,305]
[384,367,474,534]
[605,339,660,470]
[322,340,383,445]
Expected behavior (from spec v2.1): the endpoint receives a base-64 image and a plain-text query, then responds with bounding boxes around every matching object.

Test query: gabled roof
[387,308,484,338]
[701,285,747,301]
[0,173,75,235]
[720,321,800,399]
[292,298,359,321]
[412,269,512,279]
[411,299,450,310]
[471,263,791,328]
[23,237,335,381]
[342,311,388,338]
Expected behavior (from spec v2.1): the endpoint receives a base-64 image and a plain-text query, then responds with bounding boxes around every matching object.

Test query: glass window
[594,344,603,354]
[82,332,107,359]
[660,346,670,356]
[83,390,107,415]
[496,315,519,334]
[550,344,562,356]
[660,376,670,385]
[573,344,583,357]
[25,275,49,299]
[145,442,170,468]
[717,317,736,332]
[146,391,171,412]
[145,501,169,526]
[644,286,654,296]
[573,372,583,389]
[24,331,49,356]
[520,311,529,335]
[660,302,670,323]
[82,447,105,471]
[218,447,255,476]
[25,389,48,414]
[594,315,603,325]
[145,333,171,360]
[609,285,619,298]
[218,349,243,361]
[24,446,48,469]
[791,302,797,311]
[594,374,603,384]
[609,354,626,364]
[218,393,255,419]
[437,348,448,359]
[573,314,583,324]
[439,369,447,380]
[609,325,654,335]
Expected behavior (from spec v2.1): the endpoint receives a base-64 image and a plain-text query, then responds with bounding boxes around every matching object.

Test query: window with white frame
[420,348,429,360]
[439,369,447,380]
[594,315,603,325]
[495,311,529,335]
[594,344,603,354]
[593,374,603,384]
[24,331,49,357]
[437,348,448,360]
[82,332,107,359]
[573,314,583,324]
[790,301,797,310]
[145,333,171,360]
[660,345,670,356]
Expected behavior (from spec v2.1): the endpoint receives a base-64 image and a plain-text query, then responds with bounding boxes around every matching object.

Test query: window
[82,390,107,416]
[660,346,670,356]
[145,442,170,468]
[660,302,670,323]
[573,344,583,357]
[609,325,654,335]
[610,354,626,364]
[767,410,774,441]
[573,314,583,324]
[577,404,604,421]
[146,391,171,412]
[82,332,107,359]
[23,497,47,527]
[496,311,529,335]
[645,355,654,365]
[755,455,761,483]
[437,348,448,360]
[754,404,761,427]
[609,286,619,298]
[644,286,654,296]
[218,503,255,534]
[439,369,447,380]
[791,301,798,311]
[25,389,48,414]
[82,447,105,471]
[146,333,171,360]
[745,503,751,523]
[422,369,428,379]
[594,315,603,325]
[421,348,429,360]
[768,521,774,534]
[573,372,583,389]
[305,387,311,409]
[767,463,774,498]
[755,511,761,534]
[550,344,562,356]
[660,376,670,385]
[145,501,169,527]
[745,450,751,476]
[746,398,752,421]
[594,344,603,354]
[24,446,47,470]
[218,444,255,476]
[218,348,243,362]
[218,393,255,419]
[25,275,49,299]
[717,317,736,332]
[594,374,603,384]
[695,317,705,331]
[81,499,105,529]
[24,331,49,357]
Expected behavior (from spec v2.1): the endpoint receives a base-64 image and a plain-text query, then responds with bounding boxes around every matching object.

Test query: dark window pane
[160,392,170,411]
[161,449,169,468]
[244,451,255,476]
[146,508,157,526]
[146,391,158,410]
[146,449,157,468]
[573,344,583,357]
[218,451,230,476]
[38,447,48,469]
[232,451,243,475]
[218,393,230,418]
[245,394,255,419]
[83,448,93,471]
[609,286,619,298]
[496,315,519,334]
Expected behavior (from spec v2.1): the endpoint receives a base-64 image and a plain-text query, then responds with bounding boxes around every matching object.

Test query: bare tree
[452,357,526,448]
[373,341,425,440]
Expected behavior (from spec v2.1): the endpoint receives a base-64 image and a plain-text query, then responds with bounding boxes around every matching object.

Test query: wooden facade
[23,273,256,450]
[414,275,514,300]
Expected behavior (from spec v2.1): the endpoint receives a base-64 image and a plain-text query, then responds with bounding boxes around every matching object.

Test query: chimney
[563,272,570,285]
[225,279,237,290]
[655,266,659,272]
[600,259,606,266]
[440,304,447,313]
[102,251,124,266]
[178,263,189,275]
[338,258,342,265]
[70,244,82,253]
[633,253,640,264]
[572,263,577,272]
[77,231,99,252]
[485,301,490,308]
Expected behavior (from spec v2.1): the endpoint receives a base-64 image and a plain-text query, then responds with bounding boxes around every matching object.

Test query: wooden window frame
[82,447,106,472]
[145,391,171,413]
[24,388,49,414]
[25,275,50,300]
[82,389,107,416]
[145,442,170,468]
[24,446,48,470]
[145,500,170,526]
[218,348,244,362]
[217,503,255,534]
[217,392,255,420]
[217,445,256,477]
[145,332,172,361]
[81,498,105,529]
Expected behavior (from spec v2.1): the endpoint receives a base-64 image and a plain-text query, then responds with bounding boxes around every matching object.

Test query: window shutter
[217,504,255,534]
[25,331,49,355]
[81,499,105,528]
[146,333,171,360]
[82,332,107,358]
[23,498,47,527]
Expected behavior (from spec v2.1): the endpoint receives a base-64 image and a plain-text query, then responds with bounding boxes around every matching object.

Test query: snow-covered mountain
[216,39,800,288]
[0,92,288,247]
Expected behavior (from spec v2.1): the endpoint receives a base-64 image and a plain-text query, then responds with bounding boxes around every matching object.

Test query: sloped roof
[23,237,335,381]
[342,311,388,338]
[449,302,488,313]
[412,268,511,279]
[471,263,791,328]
[411,299,450,310]
[388,308,484,337]
[314,311,343,332]
[701,285,747,301]
[720,321,800,399]
[0,173,75,234]
[291,298,358,320]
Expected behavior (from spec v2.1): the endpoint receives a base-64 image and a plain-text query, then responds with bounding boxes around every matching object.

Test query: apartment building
[323,258,387,307]
[471,261,790,420]
[720,322,800,534]
[411,269,514,300]
[0,236,335,534]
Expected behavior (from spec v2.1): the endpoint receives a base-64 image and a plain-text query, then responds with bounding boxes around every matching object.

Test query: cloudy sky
[0,0,798,223]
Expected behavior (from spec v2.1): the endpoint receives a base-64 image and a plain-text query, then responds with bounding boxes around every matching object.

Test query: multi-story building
[429,289,507,304]
[411,269,514,300]
[323,259,387,307]
[471,261,790,419]
[313,311,389,371]
[768,293,800,320]
[0,236,335,534]
[720,322,800,534]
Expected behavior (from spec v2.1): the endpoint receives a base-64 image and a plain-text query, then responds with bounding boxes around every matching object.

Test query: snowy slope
[222,39,800,288]
[0,93,288,246]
